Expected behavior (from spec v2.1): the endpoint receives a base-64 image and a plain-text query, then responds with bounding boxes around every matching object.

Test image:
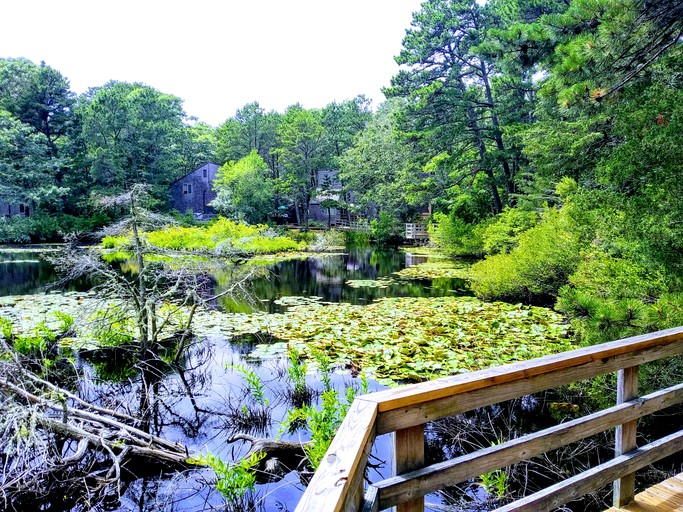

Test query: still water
[0,246,474,512]
[0,246,643,512]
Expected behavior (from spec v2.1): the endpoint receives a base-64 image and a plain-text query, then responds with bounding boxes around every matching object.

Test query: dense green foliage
[211,150,274,224]
[0,59,371,241]
[379,0,683,345]
[102,217,304,255]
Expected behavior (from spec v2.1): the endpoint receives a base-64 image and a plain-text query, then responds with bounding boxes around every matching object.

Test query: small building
[0,202,31,218]
[169,163,220,219]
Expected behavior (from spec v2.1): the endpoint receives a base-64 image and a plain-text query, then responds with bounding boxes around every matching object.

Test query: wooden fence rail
[295,326,683,512]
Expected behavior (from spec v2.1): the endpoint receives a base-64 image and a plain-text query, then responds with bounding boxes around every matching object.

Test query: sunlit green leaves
[219,296,570,386]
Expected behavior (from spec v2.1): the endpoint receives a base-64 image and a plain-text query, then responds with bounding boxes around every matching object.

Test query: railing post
[614,365,639,507]
[394,425,425,512]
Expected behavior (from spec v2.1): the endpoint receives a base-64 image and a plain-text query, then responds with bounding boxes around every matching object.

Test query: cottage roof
[170,162,220,185]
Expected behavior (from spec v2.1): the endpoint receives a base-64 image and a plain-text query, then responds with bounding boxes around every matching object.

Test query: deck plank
[607,472,683,512]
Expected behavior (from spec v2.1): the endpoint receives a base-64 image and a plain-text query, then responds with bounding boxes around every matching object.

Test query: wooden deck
[607,473,683,511]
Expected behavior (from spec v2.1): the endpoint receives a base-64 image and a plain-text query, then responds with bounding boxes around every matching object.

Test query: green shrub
[430,212,488,257]
[0,318,12,341]
[100,217,305,255]
[567,251,666,301]
[482,207,538,255]
[237,235,302,254]
[345,230,370,246]
[470,209,582,302]
[371,212,402,245]
[14,334,47,355]
[311,230,346,251]
[468,253,526,302]
[289,230,317,244]
[558,290,683,345]
[101,235,129,248]
[146,225,213,250]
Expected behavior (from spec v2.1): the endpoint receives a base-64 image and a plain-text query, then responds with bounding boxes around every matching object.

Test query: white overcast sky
[1,0,424,126]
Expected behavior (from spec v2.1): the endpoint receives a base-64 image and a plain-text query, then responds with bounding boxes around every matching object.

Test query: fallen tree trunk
[0,377,189,459]
[0,370,197,509]
[229,433,309,481]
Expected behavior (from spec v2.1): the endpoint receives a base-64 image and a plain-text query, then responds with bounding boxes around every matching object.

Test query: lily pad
[210,296,572,385]
[346,278,396,289]
[394,260,471,280]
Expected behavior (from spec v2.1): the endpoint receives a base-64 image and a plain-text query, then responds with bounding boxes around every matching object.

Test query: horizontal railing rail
[295,326,683,512]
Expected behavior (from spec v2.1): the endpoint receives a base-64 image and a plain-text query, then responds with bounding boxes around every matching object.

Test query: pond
[0,246,477,511]
[2,245,637,512]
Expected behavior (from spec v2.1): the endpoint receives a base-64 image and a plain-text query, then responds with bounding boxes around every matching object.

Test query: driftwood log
[0,367,195,509]
[229,433,310,482]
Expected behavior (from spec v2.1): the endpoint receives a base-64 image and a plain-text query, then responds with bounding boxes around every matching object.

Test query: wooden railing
[405,223,430,240]
[295,326,683,512]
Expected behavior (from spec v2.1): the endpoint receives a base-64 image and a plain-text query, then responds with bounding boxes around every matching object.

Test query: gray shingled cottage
[0,202,32,218]
[169,162,220,219]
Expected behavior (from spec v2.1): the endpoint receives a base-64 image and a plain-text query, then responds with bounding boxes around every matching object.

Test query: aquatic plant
[238,296,571,385]
[311,349,332,392]
[52,311,74,333]
[394,260,470,280]
[281,389,348,470]
[191,451,266,502]
[229,364,268,406]
[0,317,13,341]
[481,468,509,500]
[287,347,313,406]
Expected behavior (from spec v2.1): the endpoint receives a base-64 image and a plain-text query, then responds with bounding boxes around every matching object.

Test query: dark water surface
[3,246,651,512]
[0,246,471,511]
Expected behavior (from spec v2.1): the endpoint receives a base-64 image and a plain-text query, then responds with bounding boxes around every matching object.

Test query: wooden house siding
[0,201,32,217]
[169,162,220,218]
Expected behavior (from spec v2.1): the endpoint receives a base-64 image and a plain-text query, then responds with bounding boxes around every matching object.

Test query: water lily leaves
[394,260,471,280]
[273,296,325,307]
[214,296,572,385]
[346,278,396,289]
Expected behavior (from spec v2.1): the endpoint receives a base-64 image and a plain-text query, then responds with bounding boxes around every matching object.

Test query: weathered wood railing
[295,326,683,512]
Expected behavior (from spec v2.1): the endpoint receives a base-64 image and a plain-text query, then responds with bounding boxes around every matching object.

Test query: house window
[203,169,208,179]
[183,183,192,195]
[19,204,24,213]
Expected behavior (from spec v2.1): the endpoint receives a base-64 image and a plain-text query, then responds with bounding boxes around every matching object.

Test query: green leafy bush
[345,230,370,246]
[14,335,47,355]
[371,212,403,245]
[13,322,54,356]
[470,209,581,302]
[482,207,538,255]
[566,251,666,301]
[101,217,305,255]
[0,213,92,242]
[557,289,683,345]
[101,235,129,248]
[0,318,12,341]
[430,211,488,257]
[311,230,346,251]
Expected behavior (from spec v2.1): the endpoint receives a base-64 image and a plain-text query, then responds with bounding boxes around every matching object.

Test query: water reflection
[217,247,469,313]
[0,245,463,512]
[0,248,91,296]
[1,247,468,309]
